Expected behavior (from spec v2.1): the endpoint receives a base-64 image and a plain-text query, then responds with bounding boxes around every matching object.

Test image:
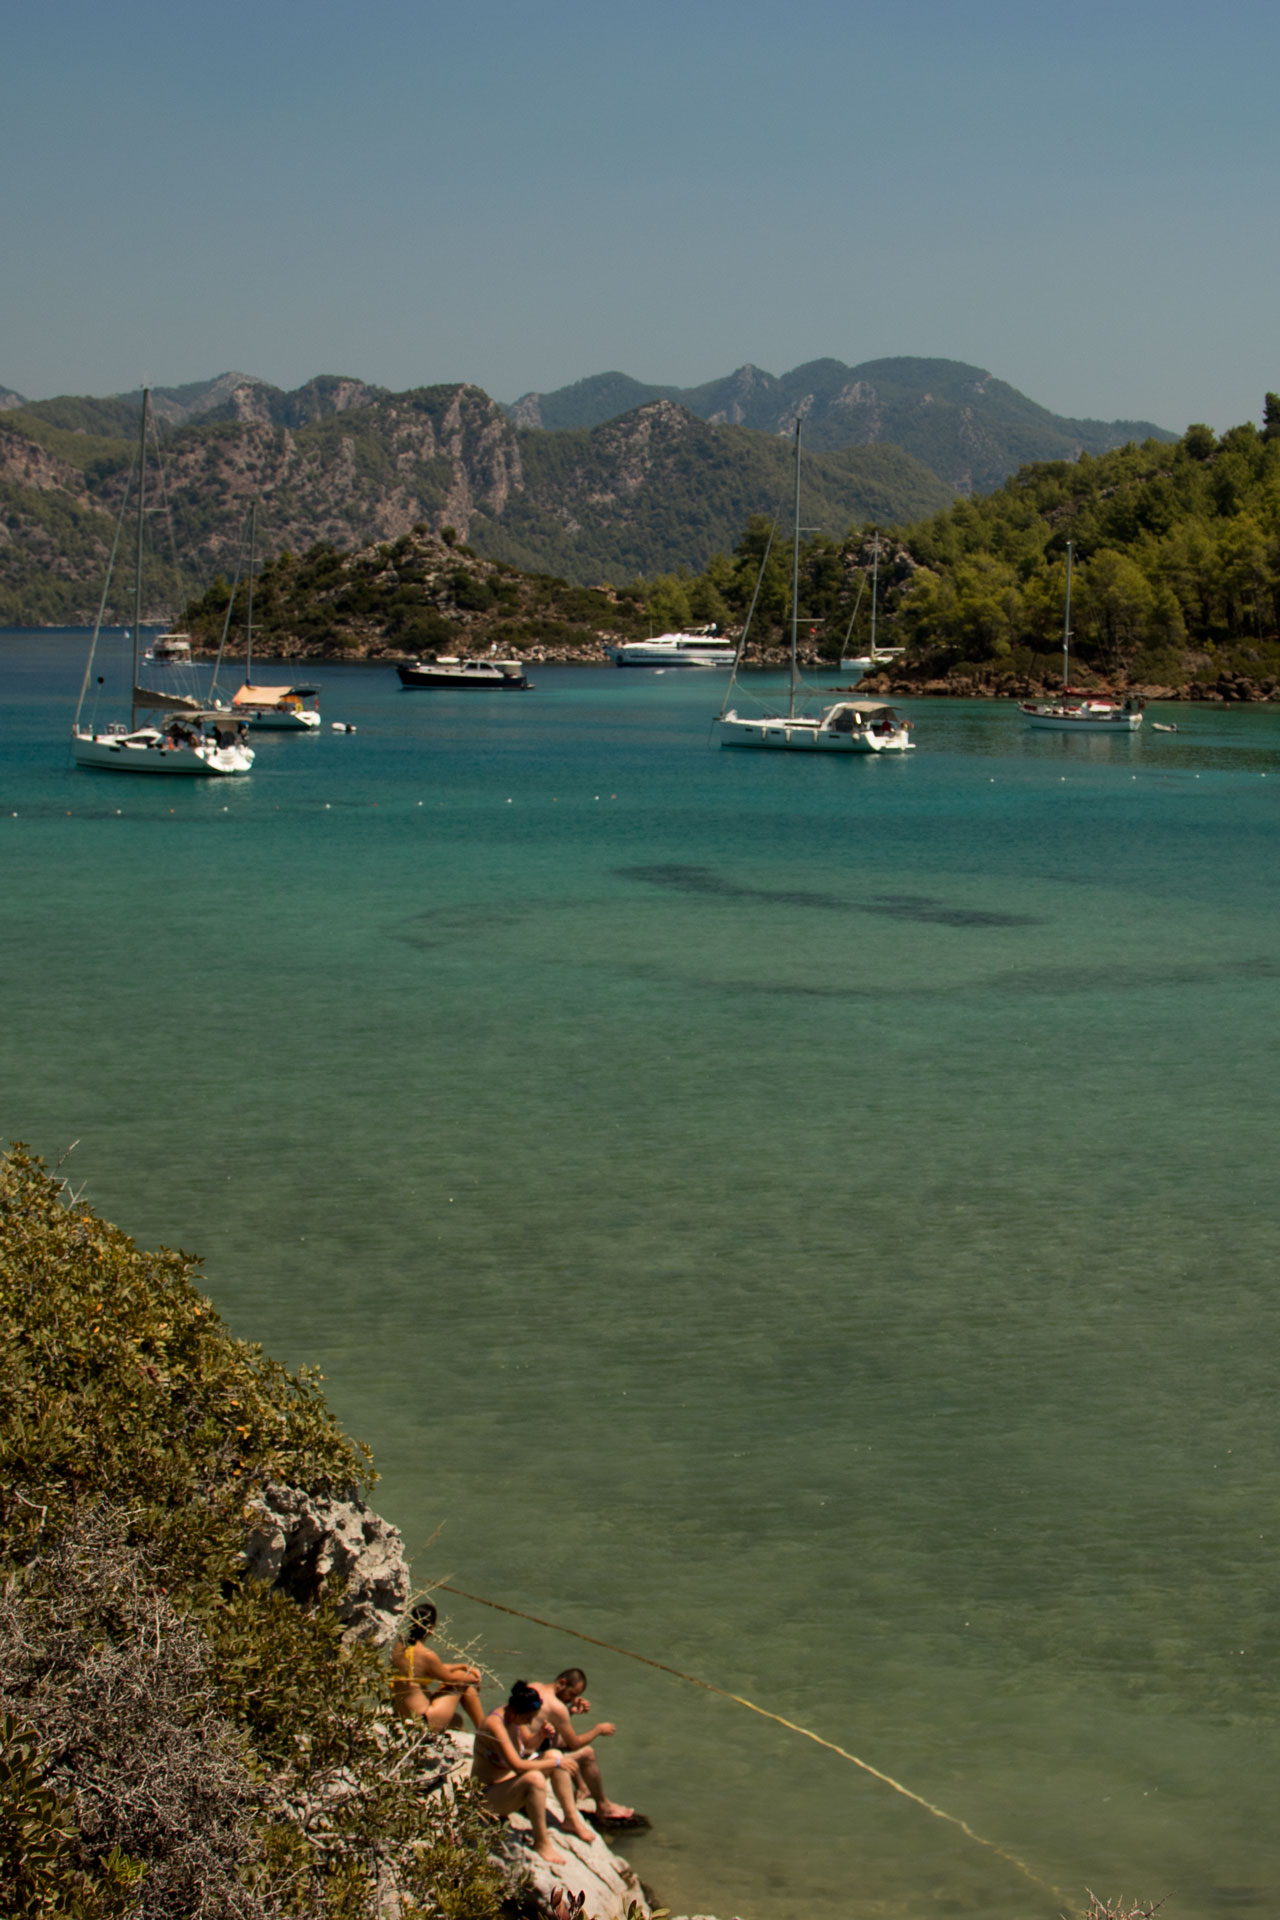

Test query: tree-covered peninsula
[645,401,1280,698]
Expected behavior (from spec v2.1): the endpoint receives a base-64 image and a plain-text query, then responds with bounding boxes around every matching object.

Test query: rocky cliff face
[242,1483,412,1644]
[0,382,953,620]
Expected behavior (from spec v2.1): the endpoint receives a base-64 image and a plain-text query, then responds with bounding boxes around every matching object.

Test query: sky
[4,0,1278,432]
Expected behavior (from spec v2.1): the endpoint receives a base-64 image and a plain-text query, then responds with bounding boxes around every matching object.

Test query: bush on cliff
[0,1144,507,1920]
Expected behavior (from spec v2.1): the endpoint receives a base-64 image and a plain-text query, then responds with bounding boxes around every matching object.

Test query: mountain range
[0,358,1176,623]
[508,356,1175,494]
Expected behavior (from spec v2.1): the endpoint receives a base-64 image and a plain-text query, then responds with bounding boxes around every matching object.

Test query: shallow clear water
[5,632,1280,1920]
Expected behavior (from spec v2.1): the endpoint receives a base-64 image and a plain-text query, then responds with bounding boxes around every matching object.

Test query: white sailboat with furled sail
[72,390,254,776]
[838,532,905,679]
[1019,540,1145,732]
[715,417,915,753]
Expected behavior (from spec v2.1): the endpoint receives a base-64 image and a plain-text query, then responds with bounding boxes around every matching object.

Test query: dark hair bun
[507,1679,542,1714]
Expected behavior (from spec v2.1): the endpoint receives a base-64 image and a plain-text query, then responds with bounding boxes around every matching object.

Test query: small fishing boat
[1151,721,1179,733]
[716,417,914,754]
[606,629,737,668]
[397,654,531,689]
[72,390,254,778]
[1020,542,1144,732]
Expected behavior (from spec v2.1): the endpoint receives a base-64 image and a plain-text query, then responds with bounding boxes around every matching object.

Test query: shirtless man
[388,1600,485,1732]
[472,1680,595,1863]
[528,1668,640,1825]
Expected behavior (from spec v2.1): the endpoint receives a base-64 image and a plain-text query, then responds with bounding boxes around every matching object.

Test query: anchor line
[433,1582,1064,1902]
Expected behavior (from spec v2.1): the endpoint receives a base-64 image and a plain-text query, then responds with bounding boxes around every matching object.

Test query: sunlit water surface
[5,632,1280,1920]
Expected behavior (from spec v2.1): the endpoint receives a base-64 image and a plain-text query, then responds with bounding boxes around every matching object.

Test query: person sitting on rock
[389,1599,485,1732]
[527,1668,644,1827]
[472,1679,595,1863]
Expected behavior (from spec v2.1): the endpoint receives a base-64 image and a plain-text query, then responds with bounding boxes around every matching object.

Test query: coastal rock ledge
[242,1481,411,1644]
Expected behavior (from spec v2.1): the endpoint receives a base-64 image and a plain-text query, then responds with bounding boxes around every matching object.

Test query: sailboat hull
[234,706,322,730]
[717,713,914,752]
[72,731,253,774]
[1019,705,1143,732]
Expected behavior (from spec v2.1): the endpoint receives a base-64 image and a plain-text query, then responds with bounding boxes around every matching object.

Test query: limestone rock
[242,1482,411,1645]
[441,1734,651,1920]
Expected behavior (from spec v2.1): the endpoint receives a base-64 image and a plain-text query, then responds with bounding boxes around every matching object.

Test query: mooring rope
[435,1582,1062,1902]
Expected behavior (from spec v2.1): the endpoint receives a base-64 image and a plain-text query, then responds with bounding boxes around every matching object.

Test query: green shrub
[0,1147,509,1920]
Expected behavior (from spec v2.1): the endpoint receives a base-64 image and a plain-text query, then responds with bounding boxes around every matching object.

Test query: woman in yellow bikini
[388,1600,485,1732]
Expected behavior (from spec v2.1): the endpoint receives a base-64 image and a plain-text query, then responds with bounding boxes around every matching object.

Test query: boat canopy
[232,683,296,705]
[826,701,900,717]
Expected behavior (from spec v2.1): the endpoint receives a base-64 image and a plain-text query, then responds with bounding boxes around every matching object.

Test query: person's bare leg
[482,1776,564,1864]
[524,1775,564,1864]
[573,1745,634,1821]
[426,1688,464,1731]
[548,1760,595,1843]
[426,1684,486,1732]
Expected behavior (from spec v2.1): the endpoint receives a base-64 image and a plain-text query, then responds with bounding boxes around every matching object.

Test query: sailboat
[1018,540,1144,732]
[227,500,322,730]
[72,390,254,776]
[839,533,904,679]
[716,419,915,753]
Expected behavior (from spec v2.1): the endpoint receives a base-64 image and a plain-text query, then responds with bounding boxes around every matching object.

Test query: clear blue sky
[4,0,1277,431]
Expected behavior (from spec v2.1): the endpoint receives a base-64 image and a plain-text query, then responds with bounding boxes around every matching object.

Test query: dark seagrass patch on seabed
[623,952,1280,1001]
[617,863,1041,928]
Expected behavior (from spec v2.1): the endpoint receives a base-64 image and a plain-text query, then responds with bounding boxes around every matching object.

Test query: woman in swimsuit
[472,1680,594,1863]
[388,1600,485,1732]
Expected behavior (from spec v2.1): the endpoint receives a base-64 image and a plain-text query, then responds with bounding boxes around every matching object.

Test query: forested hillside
[663,405,1280,695]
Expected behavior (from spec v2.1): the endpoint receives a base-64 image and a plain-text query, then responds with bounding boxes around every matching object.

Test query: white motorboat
[606,629,737,668]
[71,389,254,777]
[716,417,914,754]
[397,654,531,688]
[142,631,193,664]
[1020,540,1144,732]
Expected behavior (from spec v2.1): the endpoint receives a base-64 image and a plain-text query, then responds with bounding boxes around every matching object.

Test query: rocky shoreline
[854,666,1280,704]
[252,1481,682,1920]
[186,634,1280,699]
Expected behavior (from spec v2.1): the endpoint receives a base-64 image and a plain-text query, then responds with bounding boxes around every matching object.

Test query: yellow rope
[436,1582,1063,1903]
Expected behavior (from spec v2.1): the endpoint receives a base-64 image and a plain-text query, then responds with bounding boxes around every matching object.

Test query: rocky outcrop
[242,1483,411,1645]
[440,1734,651,1920]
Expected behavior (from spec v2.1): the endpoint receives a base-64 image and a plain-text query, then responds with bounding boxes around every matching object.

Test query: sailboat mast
[245,498,257,686]
[869,533,880,661]
[1062,539,1073,690]
[130,389,149,728]
[789,416,802,720]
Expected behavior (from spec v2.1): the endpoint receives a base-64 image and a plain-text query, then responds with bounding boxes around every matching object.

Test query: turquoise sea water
[5,630,1280,1920]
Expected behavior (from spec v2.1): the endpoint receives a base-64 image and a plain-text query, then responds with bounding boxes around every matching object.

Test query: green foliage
[0,1716,144,1918]
[852,406,1280,680]
[181,530,655,657]
[0,1147,508,1920]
